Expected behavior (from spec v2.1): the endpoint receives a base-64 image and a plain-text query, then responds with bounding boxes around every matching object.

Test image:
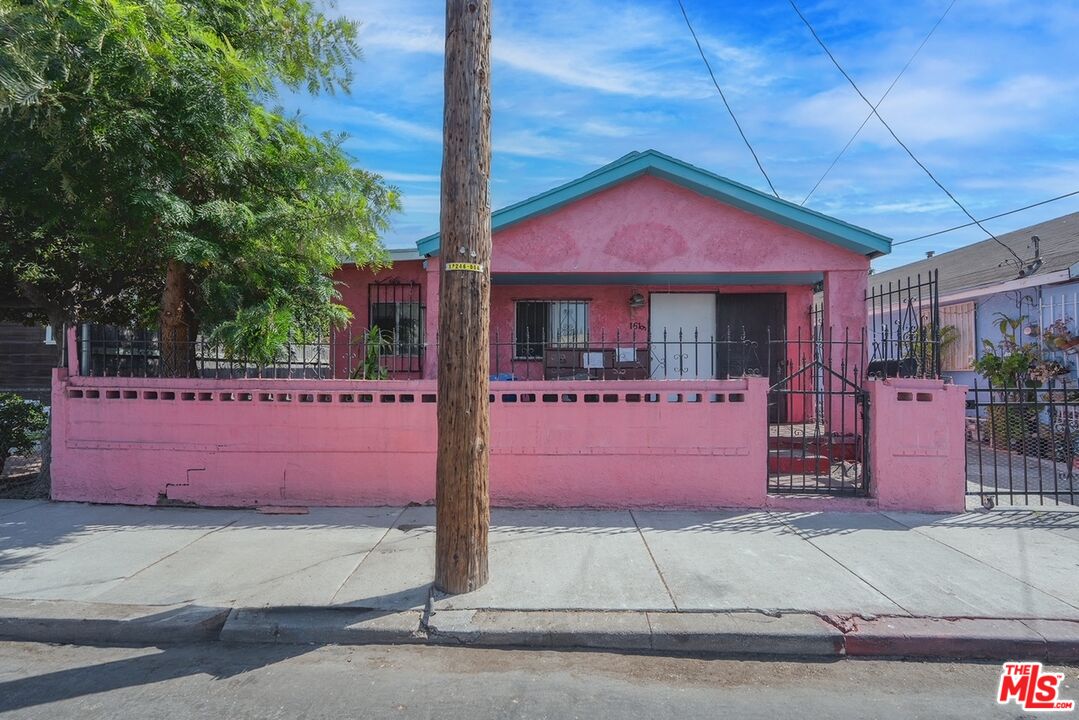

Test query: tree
[0,0,398,373]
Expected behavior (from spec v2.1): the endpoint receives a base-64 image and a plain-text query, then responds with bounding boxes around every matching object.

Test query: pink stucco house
[333,150,887,389]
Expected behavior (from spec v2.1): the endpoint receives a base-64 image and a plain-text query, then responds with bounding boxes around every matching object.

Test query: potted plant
[1043,318,1076,350]
[973,314,1043,448]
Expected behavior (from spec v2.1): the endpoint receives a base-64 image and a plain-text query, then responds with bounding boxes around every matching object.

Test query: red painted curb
[841,616,1078,661]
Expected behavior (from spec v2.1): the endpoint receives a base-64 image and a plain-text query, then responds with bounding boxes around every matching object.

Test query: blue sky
[287,0,1079,270]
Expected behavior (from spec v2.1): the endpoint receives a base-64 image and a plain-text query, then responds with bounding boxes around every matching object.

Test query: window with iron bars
[368,282,424,357]
[514,300,589,359]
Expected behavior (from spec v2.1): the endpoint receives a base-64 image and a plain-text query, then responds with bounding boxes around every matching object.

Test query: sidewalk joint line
[328,506,409,605]
[768,510,912,616]
[629,510,679,612]
[97,517,242,595]
[889,515,1079,615]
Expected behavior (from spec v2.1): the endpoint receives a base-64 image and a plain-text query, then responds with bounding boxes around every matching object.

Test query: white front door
[649,293,717,379]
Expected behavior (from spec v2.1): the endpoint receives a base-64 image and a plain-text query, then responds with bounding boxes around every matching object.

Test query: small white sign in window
[582,352,605,369]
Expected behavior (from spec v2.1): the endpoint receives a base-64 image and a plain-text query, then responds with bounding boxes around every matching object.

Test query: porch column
[822,269,868,437]
[822,269,868,372]
[423,256,440,379]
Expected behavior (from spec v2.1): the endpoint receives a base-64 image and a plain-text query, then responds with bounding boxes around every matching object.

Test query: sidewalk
[1,499,1078,659]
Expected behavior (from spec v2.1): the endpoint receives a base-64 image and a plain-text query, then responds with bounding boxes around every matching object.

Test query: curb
[425,610,844,657]
[220,607,426,645]
[2,599,1078,662]
[0,599,228,645]
[840,616,1079,661]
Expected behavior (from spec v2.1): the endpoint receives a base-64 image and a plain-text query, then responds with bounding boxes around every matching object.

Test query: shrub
[0,393,49,476]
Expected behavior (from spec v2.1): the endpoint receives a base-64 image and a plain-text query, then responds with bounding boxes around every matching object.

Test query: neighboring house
[869,212,1079,387]
[0,322,59,403]
[332,149,891,386]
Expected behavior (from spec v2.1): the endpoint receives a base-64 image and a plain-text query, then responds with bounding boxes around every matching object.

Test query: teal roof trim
[416,150,892,258]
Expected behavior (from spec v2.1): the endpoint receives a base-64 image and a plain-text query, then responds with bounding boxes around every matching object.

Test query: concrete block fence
[49,369,966,511]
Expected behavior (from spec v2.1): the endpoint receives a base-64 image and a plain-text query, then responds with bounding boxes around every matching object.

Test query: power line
[896,189,1079,245]
[801,0,957,205]
[677,0,779,198]
[787,0,1024,266]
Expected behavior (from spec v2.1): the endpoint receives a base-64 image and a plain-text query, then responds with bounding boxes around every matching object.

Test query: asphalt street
[0,641,1072,719]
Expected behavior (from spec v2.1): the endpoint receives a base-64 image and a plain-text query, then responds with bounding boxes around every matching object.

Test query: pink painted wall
[50,371,769,509]
[489,174,868,274]
[49,373,969,512]
[867,378,967,512]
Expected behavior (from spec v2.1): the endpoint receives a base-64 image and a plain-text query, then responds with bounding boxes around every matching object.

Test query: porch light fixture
[628,291,645,309]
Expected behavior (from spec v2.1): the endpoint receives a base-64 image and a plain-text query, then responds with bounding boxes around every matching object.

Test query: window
[43,325,56,345]
[369,301,424,356]
[515,300,589,358]
[939,301,975,371]
[367,282,424,358]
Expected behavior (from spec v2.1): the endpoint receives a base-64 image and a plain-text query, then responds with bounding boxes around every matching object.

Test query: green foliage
[904,322,958,375]
[351,326,390,380]
[972,313,1038,390]
[0,393,48,474]
[972,312,1069,392]
[0,0,398,359]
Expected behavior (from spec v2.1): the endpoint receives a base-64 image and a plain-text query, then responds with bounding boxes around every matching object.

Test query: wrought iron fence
[491,326,764,382]
[80,325,342,379]
[966,379,1078,508]
[866,270,941,379]
[78,323,869,382]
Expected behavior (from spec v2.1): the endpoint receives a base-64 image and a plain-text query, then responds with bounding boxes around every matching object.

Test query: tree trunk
[160,259,197,377]
[435,0,492,595]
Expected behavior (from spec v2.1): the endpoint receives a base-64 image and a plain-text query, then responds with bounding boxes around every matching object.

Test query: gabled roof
[416,149,892,258]
[870,212,1079,297]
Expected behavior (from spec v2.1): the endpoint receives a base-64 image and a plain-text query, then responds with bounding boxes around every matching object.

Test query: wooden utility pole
[435,0,492,594]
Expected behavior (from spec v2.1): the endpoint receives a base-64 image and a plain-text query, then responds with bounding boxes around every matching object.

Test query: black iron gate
[966,380,1079,508]
[767,330,869,496]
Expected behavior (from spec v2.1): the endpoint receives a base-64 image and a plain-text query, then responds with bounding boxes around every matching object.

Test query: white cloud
[493,130,580,160]
[373,170,441,183]
[578,120,636,138]
[344,108,441,143]
[792,61,1069,146]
